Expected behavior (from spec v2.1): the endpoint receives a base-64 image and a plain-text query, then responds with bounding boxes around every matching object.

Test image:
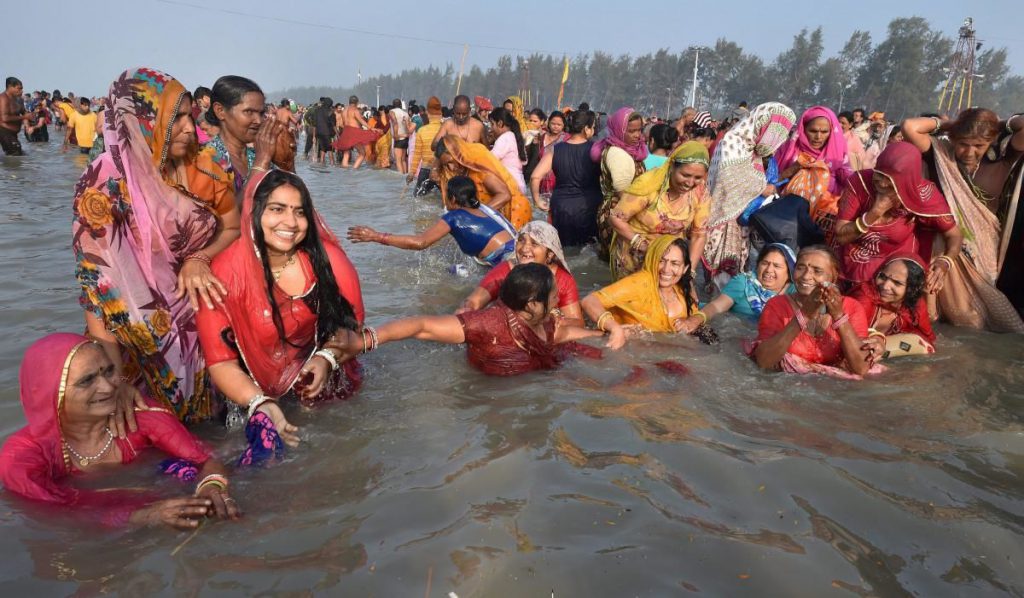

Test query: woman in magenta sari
[197,170,364,448]
[833,142,962,288]
[0,334,240,529]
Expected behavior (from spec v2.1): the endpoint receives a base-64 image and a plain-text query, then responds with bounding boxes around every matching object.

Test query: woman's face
[63,343,118,424]
[793,251,837,296]
[756,250,789,293]
[874,260,909,305]
[583,124,596,139]
[871,171,900,207]
[669,162,707,193]
[952,136,993,171]
[547,116,564,136]
[838,115,852,132]
[260,184,309,256]
[490,118,508,136]
[503,100,515,112]
[214,91,265,144]
[516,234,554,266]
[889,130,904,144]
[805,117,831,150]
[623,117,644,146]
[524,284,558,324]
[167,96,197,160]
[657,244,688,289]
[528,114,544,130]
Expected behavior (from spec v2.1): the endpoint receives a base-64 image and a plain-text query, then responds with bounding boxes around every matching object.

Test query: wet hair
[565,109,596,134]
[6,77,22,88]
[528,108,546,121]
[838,111,854,123]
[207,75,264,126]
[193,86,211,102]
[756,244,793,282]
[446,175,480,208]
[488,107,526,161]
[250,170,359,345]
[943,107,1000,142]
[883,258,927,310]
[648,123,678,152]
[797,244,841,280]
[499,262,554,312]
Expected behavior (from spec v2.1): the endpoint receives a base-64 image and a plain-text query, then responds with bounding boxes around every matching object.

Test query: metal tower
[937,17,981,114]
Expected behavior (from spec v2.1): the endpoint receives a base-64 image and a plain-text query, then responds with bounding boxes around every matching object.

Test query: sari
[594,235,696,332]
[72,67,233,422]
[0,334,211,526]
[703,102,796,280]
[849,254,936,346]
[206,134,256,195]
[595,107,649,259]
[836,143,956,285]
[457,303,600,376]
[505,96,528,133]
[373,113,391,168]
[930,138,1024,332]
[610,142,711,279]
[438,135,532,229]
[196,170,365,399]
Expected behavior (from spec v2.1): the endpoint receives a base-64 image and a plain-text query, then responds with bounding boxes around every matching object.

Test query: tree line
[273,17,1022,119]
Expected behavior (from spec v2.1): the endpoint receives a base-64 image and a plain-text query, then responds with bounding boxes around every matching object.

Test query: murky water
[2,141,1023,596]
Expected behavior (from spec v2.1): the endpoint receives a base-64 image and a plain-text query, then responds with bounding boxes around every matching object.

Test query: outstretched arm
[347,219,451,250]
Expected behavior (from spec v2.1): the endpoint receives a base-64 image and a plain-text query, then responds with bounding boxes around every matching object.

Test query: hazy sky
[5,0,1022,99]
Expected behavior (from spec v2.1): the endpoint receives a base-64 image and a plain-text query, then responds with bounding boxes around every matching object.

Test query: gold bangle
[853,217,867,234]
[694,311,708,324]
[251,165,268,173]
[931,255,954,270]
[596,311,613,332]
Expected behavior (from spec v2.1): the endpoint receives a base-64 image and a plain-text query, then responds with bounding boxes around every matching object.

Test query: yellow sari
[595,235,695,331]
[438,135,532,229]
[505,96,528,133]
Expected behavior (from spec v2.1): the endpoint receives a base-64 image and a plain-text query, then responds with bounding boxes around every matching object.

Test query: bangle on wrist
[251,165,268,173]
[931,255,954,271]
[693,310,708,324]
[195,473,229,495]
[596,311,614,332]
[314,348,339,371]
[246,393,271,419]
[930,116,943,134]
[379,232,391,245]
[830,313,850,330]
[184,251,212,266]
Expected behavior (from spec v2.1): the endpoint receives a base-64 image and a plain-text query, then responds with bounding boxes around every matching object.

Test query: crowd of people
[1,66,1022,532]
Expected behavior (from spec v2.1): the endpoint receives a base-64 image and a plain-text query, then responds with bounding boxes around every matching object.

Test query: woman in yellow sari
[504,96,528,133]
[435,134,532,229]
[607,142,710,280]
[582,235,715,348]
[372,106,391,168]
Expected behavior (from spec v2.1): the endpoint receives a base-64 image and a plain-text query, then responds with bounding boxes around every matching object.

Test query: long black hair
[648,123,678,152]
[884,258,927,311]
[488,107,527,161]
[663,238,698,316]
[565,109,595,134]
[207,75,263,126]
[446,175,480,208]
[499,262,554,312]
[250,170,359,346]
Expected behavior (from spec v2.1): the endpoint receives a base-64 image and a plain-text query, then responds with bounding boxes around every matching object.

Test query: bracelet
[931,255,954,271]
[195,473,229,495]
[596,311,614,332]
[246,393,270,419]
[859,214,873,232]
[361,326,379,352]
[930,116,943,134]
[251,165,268,173]
[314,348,339,371]
[693,310,708,324]
[360,328,369,354]
[794,309,808,331]
[629,233,643,250]
[184,251,212,266]
[853,216,867,234]
[379,232,391,245]
[830,313,850,330]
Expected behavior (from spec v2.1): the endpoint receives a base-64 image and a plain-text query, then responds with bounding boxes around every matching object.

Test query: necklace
[272,253,297,281]
[64,427,114,468]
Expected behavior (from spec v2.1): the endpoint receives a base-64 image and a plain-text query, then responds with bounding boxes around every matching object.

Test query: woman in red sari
[751,246,878,379]
[197,170,364,447]
[329,264,604,376]
[0,333,240,528]
[850,253,937,360]
[833,142,962,289]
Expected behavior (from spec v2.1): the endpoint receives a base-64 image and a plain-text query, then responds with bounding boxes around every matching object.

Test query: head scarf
[595,235,689,332]
[437,134,531,229]
[513,221,570,273]
[505,96,527,131]
[626,141,709,199]
[474,96,493,111]
[740,243,797,315]
[878,124,898,152]
[692,111,713,129]
[774,106,849,191]
[853,252,935,342]
[72,68,222,420]
[869,112,886,123]
[873,142,951,217]
[589,106,649,163]
[209,170,355,397]
[706,102,796,226]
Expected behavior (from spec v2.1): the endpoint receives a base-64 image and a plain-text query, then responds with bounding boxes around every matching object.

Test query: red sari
[850,281,935,344]
[0,334,211,527]
[456,303,599,376]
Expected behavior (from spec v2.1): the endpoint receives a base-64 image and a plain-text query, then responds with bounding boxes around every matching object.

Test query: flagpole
[455,44,469,98]
[555,56,569,109]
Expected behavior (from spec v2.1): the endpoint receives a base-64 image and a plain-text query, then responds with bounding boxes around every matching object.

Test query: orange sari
[438,135,531,229]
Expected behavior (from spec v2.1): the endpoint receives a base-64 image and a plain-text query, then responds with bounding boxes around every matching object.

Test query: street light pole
[689,48,700,107]
[666,87,672,119]
[376,85,381,108]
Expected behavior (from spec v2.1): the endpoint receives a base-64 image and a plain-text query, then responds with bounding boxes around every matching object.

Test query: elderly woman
[204,75,285,194]
[679,243,795,332]
[594,107,649,259]
[703,102,796,283]
[751,246,878,379]
[834,142,961,289]
[608,141,711,279]
[348,176,515,266]
[582,236,714,349]
[197,170,364,448]
[456,221,582,325]
[73,68,244,424]
[902,109,1024,332]
[0,334,240,528]
[330,264,606,376]
[851,253,937,360]
[435,134,532,229]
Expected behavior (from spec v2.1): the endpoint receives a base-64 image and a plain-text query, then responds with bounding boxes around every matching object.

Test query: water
[2,141,1024,596]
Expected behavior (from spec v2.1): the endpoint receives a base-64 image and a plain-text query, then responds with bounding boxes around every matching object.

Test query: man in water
[388,98,411,174]
[0,77,30,155]
[313,97,336,164]
[63,97,97,154]
[432,95,485,150]
[337,95,375,169]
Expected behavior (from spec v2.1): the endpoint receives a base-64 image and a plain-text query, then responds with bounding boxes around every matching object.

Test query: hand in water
[257,402,299,447]
[130,497,212,530]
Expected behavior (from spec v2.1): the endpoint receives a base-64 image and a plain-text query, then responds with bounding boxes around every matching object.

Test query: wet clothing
[480,262,579,310]
[549,140,602,246]
[441,206,516,264]
[0,127,24,155]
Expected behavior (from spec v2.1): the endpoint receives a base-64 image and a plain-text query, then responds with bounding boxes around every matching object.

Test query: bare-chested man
[1,77,31,155]
[673,106,696,141]
[388,99,412,174]
[431,95,485,151]
[336,95,376,169]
